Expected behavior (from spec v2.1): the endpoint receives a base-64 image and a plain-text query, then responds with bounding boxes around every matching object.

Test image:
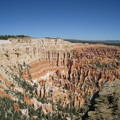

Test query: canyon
[0,37,120,120]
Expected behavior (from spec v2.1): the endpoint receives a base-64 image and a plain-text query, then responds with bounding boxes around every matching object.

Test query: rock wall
[0,38,72,65]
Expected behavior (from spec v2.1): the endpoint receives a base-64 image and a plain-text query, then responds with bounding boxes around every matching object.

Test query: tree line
[0,35,29,40]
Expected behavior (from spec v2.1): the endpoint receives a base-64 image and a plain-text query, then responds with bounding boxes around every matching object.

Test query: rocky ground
[87,80,120,120]
[0,37,120,120]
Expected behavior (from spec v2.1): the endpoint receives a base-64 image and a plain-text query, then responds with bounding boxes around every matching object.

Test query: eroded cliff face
[0,37,120,120]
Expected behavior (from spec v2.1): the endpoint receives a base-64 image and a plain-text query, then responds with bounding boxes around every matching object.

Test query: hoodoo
[0,37,120,119]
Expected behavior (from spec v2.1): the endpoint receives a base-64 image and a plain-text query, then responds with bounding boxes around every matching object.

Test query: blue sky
[0,0,120,40]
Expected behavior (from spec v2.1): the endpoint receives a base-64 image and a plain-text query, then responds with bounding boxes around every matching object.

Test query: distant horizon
[0,34,120,41]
